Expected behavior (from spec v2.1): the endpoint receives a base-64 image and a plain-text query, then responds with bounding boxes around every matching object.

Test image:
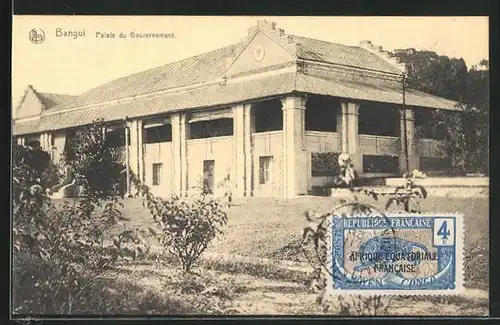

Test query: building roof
[45,44,241,113]
[292,35,402,75]
[13,72,459,135]
[36,92,76,109]
[13,85,76,120]
[44,35,403,114]
[13,21,459,136]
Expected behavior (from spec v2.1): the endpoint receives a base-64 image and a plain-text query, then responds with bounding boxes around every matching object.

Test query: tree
[392,49,489,174]
[393,49,469,102]
[12,122,141,314]
[63,120,126,198]
[12,140,61,205]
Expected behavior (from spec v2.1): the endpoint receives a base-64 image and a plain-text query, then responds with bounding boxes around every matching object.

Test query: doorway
[203,160,215,194]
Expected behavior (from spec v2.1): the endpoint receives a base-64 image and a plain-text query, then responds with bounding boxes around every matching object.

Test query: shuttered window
[152,163,163,186]
[259,156,273,184]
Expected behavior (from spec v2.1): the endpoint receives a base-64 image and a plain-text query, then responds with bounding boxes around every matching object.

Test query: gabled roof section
[222,20,298,78]
[13,85,76,120]
[37,92,76,109]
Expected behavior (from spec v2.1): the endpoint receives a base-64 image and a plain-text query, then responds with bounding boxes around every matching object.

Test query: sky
[12,16,489,108]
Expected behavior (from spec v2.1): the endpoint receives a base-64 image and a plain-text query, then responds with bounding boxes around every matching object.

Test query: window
[145,124,172,143]
[259,156,273,184]
[189,118,233,139]
[203,160,215,194]
[311,152,340,177]
[152,163,163,186]
[105,127,130,148]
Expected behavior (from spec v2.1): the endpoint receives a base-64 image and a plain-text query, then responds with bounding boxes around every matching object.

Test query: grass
[12,253,220,315]
[35,193,487,315]
[113,194,488,288]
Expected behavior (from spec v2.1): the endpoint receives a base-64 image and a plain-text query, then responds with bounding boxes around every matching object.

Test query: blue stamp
[330,214,464,295]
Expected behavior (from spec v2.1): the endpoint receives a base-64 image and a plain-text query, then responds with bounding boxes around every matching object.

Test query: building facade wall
[186,136,235,196]
[143,142,173,197]
[21,94,452,199]
[252,131,283,197]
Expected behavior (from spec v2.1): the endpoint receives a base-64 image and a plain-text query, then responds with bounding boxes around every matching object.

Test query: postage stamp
[330,213,464,295]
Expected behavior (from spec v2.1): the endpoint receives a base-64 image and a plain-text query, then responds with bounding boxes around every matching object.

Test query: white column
[244,104,254,196]
[346,103,361,172]
[281,95,308,198]
[137,120,145,183]
[180,114,189,196]
[341,103,348,153]
[171,114,182,196]
[233,104,245,197]
[40,133,47,151]
[47,133,53,154]
[171,113,189,196]
[124,123,131,197]
[399,108,418,173]
[127,120,143,191]
[233,103,253,197]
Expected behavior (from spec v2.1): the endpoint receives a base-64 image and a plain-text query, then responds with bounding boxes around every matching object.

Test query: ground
[99,194,489,316]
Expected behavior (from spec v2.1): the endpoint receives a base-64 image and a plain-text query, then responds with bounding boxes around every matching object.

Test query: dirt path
[110,261,488,316]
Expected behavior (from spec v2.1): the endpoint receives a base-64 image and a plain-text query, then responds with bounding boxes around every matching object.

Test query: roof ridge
[38,91,76,97]
[289,34,356,48]
[48,42,241,111]
[94,42,240,88]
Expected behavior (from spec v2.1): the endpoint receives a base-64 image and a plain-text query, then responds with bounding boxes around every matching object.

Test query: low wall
[329,185,488,198]
[385,177,489,187]
[423,186,488,198]
[383,177,489,198]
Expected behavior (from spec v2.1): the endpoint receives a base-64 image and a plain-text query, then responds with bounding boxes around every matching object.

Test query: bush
[12,178,130,314]
[146,194,228,272]
[132,175,230,273]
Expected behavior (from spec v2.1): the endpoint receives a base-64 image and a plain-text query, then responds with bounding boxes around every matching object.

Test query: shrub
[12,177,131,314]
[132,174,230,273]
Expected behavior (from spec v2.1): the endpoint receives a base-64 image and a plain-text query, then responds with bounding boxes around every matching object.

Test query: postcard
[11,15,489,317]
